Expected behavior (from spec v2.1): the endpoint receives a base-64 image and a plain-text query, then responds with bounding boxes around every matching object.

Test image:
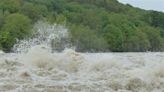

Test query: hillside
[0,0,164,52]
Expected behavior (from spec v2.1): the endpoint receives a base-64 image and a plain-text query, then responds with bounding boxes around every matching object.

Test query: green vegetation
[0,0,164,52]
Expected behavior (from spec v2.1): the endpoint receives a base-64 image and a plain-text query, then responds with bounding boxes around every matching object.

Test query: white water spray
[13,21,71,53]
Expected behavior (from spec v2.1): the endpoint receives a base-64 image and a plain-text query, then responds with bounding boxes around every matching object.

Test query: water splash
[13,21,71,53]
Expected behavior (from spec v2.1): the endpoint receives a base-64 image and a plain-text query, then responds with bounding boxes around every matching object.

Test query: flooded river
[0,49,164,92]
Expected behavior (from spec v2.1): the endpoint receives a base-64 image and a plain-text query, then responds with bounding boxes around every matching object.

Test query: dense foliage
[0,0,164,52]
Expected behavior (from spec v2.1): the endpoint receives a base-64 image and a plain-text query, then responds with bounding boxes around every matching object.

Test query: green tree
[70,24,108,52]
[0,13,31,51]
[0,31,15,51]
[55,14,67,25]
[0,0,21,13]
[144,11,164,29]
[103,24,124,51]
[21,2,47,22]
[141,26,164,51]
[0,12,4,29]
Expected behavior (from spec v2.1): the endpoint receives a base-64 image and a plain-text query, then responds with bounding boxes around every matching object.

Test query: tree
[70,24,108,52]
[0,0,21,13]
[103,24,124,51]
[141,26,164,51]
[0,12,4,29]
[145,11,164,29]
[0,13,32,51]
[21,2,43,22]
[0,31,15,51]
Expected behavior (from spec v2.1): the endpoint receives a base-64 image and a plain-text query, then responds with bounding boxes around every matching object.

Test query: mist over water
[1,22,164,92]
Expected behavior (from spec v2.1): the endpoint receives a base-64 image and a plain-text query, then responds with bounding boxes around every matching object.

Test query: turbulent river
[1,22,164,92]
[1,51,164,92]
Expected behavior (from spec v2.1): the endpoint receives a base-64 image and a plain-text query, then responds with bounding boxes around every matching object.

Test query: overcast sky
[118,0,164,12]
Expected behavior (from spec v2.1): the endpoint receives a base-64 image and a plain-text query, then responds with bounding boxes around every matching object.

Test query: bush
[69,24,108,52]
[0,13,32,52]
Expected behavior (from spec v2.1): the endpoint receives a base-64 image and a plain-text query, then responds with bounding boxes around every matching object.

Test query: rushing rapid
[0,22,164,92]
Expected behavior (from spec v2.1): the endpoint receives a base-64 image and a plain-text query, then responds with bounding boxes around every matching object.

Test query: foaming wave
[2,49,164,91]
[21,45,54,69]
[19,45,84,73]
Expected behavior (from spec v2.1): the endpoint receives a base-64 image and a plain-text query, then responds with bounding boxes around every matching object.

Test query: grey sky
[118,0,164,12]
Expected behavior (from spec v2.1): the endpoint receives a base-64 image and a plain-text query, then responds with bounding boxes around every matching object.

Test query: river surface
[0,48,164,92]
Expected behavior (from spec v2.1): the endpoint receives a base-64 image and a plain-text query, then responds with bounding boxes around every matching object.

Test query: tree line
[0,0,164,52]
